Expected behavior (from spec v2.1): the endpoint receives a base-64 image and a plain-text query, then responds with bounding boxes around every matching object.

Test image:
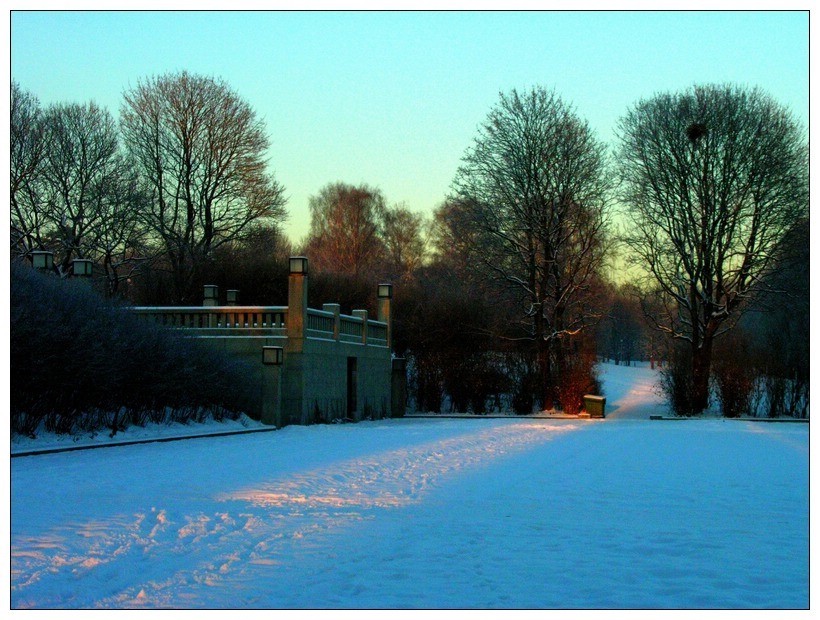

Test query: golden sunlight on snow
[219,423,580,512]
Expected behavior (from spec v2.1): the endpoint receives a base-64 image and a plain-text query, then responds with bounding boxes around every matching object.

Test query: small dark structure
[583,394,606,418]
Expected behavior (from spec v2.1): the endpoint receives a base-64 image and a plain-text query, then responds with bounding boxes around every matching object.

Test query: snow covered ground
[9,363,809,609]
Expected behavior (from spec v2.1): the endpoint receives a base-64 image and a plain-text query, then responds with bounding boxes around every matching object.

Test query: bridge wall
[133,258,404,427]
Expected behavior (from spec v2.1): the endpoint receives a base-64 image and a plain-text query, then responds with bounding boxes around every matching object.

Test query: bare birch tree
[120,71,287,302]
[382,203,428,281]
[451,87,612,408]
[304,182,386,279]
[616,84,808,414]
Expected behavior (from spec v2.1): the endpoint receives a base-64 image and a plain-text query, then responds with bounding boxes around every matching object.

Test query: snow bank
[11,413,267,455]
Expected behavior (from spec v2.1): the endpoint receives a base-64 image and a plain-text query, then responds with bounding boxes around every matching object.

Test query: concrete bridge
[134,257,405,427]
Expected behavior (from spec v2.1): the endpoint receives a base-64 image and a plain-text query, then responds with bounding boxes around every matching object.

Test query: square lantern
[262,346,284,365]
[289,256,308,275]
[377,283,393,299]
[72,258,93,277]
[203,285,219,301]
[226,289,239,305]
[31,250,54,270]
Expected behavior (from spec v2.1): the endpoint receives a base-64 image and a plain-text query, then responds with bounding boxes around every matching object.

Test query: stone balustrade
[131,258,402,428]
[134,303,388,348]
[133,306,288,332]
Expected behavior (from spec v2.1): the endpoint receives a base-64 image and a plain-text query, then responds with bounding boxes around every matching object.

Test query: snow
[11,413,269,456]
[9,362,809,609]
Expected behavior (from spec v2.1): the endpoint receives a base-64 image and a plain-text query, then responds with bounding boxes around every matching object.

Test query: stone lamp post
[31,250,54,271]
[72,258,93,277]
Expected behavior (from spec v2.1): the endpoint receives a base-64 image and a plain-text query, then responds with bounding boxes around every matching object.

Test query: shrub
[441,353,507,414]
[409,351,445,413]
[556,351,602,415]
[712,330,758,418]
[658,343,699,416]
[505,352,539,414]
[11,261,255,437]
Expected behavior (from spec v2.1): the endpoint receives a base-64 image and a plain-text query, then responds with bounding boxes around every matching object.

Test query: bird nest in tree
[686,122,708,143]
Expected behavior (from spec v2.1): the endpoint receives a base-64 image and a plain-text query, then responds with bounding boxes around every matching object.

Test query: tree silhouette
[121,71,287,303]
[617,84,808,414]
[450,87,612,409]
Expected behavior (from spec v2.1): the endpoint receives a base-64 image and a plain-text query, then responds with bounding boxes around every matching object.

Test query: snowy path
[598,362,666,419]
[10,364,809,609]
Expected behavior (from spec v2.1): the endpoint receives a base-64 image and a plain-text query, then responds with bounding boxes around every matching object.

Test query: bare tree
[616,83,808,414]
[39,101,121,274]
[381,203,428,281]
[83,159,151,296]
[304,182,386,279]
[431,199,482,277]
[11,92,145,289]
[10,82,49,258]
[597,283,647,366]
[451,87,612,408]
[120,71,287,302]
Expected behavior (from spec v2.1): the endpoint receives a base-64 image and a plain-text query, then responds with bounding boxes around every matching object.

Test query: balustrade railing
[339,315,364,343]
[306,308,336,339]
[133,306,287,331]
[132,305,388,348]
[367,320,388,347]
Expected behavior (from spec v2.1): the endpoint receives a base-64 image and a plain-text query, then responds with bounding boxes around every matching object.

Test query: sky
[9,9,810,245]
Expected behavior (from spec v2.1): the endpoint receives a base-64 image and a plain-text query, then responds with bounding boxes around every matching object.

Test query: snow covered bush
[11,261,255,437]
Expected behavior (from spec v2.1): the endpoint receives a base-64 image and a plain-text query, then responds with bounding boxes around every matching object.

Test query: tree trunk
[691,337,713,414]
[552,336,565,409]
[551,305,566,411]
[534,306,555,412]
[538,338,553,411]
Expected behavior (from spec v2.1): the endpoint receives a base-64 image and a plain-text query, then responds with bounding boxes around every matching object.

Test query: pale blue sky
[10,10,810,244]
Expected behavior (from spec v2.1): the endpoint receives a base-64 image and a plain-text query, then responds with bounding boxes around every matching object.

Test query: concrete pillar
[284,257,308,426]
[391,357,407,417]
[226,289,239,306]
[286,257,308,353]
[322,303,341,340]
[203,285,219,307]
[203,285,218,327]
[377,283,393,349]
[352,309,368,345]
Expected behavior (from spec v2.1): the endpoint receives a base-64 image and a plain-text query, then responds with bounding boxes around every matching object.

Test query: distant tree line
[11,74,808,429]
